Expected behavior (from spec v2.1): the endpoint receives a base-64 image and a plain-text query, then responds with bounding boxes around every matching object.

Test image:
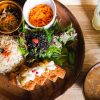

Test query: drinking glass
[92,0,100,30]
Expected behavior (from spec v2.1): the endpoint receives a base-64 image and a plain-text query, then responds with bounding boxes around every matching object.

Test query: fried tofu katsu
[9,60,66,91]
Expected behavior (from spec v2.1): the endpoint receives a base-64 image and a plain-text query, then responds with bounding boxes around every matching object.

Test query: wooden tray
[0,0,85,100]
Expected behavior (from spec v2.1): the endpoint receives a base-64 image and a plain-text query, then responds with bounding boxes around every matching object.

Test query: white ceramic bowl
[23,0,56,29]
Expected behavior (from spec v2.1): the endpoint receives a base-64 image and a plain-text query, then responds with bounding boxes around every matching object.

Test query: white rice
[0,35,24,74]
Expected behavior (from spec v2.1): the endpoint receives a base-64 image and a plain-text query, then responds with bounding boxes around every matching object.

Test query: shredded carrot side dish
[29,4,53,27]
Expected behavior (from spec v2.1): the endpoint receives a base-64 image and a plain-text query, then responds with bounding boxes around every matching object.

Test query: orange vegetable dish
[29,4,53,27]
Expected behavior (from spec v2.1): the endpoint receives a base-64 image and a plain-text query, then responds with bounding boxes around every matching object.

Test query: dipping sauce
[84,63,100,100]
[29,4,53,27]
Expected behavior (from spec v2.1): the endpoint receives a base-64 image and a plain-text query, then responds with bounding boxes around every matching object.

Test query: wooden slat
[67,5,96,30]
[58,0,97,5]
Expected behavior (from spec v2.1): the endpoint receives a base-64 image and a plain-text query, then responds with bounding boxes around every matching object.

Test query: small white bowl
[23,0,56,29]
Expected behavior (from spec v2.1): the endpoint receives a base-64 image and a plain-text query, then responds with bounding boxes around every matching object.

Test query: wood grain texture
[58,0,97,5]
[1,0,98,100]
[56,4,100,100]
[0,0,85,100]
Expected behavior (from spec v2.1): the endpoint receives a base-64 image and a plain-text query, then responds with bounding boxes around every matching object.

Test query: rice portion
[0,35,24,74]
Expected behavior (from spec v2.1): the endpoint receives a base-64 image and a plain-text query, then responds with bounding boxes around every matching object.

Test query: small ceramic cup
[23,0,56,29]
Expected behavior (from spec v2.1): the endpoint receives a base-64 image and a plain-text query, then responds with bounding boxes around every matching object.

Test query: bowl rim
[0,1,22,34]
[83,62,100,99]
[23,0,57,29]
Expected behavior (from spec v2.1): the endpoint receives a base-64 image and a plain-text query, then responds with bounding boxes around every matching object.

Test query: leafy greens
[18,20,77,67]
[17,36,29,57]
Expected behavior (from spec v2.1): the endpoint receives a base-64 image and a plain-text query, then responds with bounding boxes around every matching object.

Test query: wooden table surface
[56,0,99,100]
[0,0,98,100]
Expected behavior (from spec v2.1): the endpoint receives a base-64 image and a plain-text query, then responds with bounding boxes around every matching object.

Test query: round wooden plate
[0,0,85,100]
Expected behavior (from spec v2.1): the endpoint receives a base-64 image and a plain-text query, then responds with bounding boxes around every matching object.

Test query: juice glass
[92,0,100,30]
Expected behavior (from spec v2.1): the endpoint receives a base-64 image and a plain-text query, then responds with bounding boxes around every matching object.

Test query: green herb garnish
[19,20,29,33]
[17,37,29,57]
[64,23,74,33]
[44,29,54,43]
[46,45,61,58]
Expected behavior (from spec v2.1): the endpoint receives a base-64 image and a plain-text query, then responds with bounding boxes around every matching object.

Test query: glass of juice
[92,0,100,30]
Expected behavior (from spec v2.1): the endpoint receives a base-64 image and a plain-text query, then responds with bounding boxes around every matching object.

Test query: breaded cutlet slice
[9,63,66,91]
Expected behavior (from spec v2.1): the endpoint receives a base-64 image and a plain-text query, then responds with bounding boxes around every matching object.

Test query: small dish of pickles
[0,1,22,34]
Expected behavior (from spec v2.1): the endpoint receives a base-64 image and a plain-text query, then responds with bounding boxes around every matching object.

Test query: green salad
[18,20,77,68]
